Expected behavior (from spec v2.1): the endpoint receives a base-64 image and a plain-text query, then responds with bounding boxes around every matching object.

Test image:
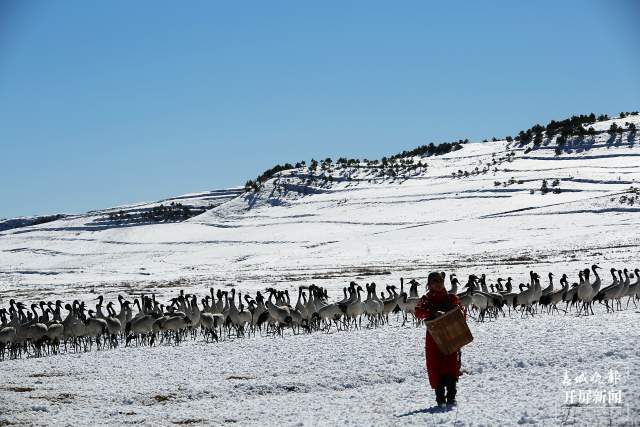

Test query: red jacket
[415,288,463,388]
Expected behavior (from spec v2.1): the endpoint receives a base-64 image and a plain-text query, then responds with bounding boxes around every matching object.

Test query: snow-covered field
[1,115,639,425]
[1,307,638,426]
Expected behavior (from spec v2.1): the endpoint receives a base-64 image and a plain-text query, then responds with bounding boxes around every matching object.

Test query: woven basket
[426,307,473,355]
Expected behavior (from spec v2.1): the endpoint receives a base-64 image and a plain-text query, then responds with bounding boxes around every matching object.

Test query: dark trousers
[435,374,457,404]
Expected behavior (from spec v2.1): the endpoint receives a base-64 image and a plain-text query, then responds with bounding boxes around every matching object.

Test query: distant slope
[0,214,66,232]
[0,188,243,233]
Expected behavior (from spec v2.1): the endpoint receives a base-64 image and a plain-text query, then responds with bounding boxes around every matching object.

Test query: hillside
[0,114,639,303]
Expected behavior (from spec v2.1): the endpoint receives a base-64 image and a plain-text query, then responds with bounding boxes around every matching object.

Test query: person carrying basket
[415,271,466,408]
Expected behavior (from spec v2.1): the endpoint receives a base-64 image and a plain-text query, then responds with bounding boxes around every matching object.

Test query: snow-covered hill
[1,115,639,303]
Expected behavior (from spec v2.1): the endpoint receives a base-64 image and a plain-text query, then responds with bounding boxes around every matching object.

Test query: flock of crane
[0,264,637,360]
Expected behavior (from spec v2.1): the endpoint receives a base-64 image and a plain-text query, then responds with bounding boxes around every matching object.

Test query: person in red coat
[415,271,463,407]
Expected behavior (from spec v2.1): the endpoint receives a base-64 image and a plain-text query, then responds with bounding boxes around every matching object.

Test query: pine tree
[540,179,549,195]
[533,132,543,146]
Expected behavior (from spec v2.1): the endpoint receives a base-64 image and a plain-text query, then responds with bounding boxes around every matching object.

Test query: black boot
[443,374,457,405]
[435,384,446,406]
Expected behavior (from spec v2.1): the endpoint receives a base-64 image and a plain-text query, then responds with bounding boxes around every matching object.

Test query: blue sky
[1,1,639,217]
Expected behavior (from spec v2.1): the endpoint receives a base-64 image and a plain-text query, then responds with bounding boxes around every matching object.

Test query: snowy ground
[0,306,638,426]
[1,115,639,425]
